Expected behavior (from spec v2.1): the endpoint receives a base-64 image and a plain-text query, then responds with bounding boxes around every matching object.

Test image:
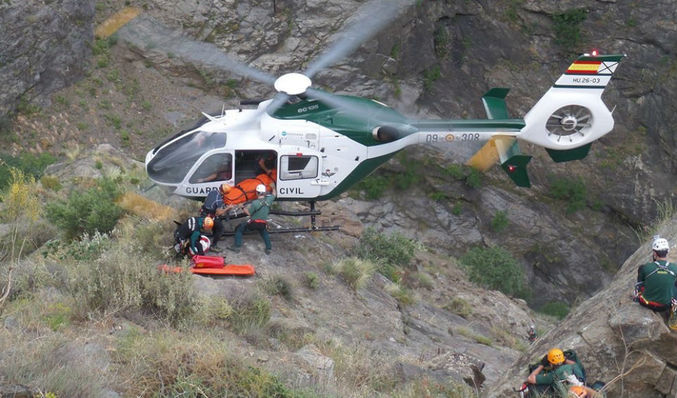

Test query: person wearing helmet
[526,348,586,394]
[635,237,676,312]
[199,184,234,252]
[174,216,214,256]
[228,182,276,254]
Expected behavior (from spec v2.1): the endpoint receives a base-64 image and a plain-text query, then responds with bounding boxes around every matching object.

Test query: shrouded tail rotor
[545,105,593,144]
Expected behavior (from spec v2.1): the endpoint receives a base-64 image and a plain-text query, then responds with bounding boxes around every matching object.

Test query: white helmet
[653,238,670,252]
[255,184,266,194]
[189,235,211,255]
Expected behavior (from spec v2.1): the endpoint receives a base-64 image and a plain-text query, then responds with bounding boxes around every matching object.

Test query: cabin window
[189,153,233,184]
[280,155,318,180]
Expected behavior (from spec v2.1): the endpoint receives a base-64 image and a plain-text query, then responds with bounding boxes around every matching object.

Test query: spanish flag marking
[566,60,602,75]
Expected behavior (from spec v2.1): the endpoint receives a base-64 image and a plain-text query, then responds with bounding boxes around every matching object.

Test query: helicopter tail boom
[517,53,624,154]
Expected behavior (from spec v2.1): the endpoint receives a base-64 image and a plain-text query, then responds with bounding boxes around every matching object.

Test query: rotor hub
[546,105,593,145]
[274,73,312,96]
[560,115,578,131]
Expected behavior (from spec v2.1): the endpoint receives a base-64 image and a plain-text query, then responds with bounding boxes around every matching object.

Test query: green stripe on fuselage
[411,119,525,131]
[271,94,407,146]
[270,94,525,147]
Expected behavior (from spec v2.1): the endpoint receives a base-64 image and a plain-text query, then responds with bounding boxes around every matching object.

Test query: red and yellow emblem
[566,60,602,75]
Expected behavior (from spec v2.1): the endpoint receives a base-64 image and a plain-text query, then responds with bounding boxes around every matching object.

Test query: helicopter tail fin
[517,53,624,161]
[465,89,532,187]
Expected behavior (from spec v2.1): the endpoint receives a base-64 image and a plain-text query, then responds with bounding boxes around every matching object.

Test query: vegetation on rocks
[46,177,124,240]
[460,246,529,299]
[355,227,419,283]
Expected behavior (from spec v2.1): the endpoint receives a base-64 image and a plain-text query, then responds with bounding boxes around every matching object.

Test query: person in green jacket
[526,348,587,395]
[635,237,676,312]
[228,183,275,254]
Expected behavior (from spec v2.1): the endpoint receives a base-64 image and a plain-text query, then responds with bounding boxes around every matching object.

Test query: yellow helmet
[219,183,232,195]
[547,348,565,365]
[203,216,214,230]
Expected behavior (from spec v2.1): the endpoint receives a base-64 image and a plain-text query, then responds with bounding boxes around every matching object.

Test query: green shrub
[548,175,587,214]
[353,174,390,200]
[113,331,310,397]
[0,152,55,191]
[46,177,124,240]
[41,233,112,262]
[445,297,473,318]
[44,302,72,331]
[229,293,272,334]
[356,228,419,283]
[413,272,434,290]
[433,26,449,58]
[443,164,465,179]
[465,168,482,188]
[59,242,197,325]
[386,283,415,307]
[40,175,62,191]
[460,246,528,298]
[539,301,570,319]
[393,154,419,190]
[553,8,587,52]
[303,272,319,289]
[127,218,171,259]
[337,257,376,290]
[263,275,294,301]
[455,327,493,346]
[423,64,441,91]
[491,210,509,232]
[428,191,446,201]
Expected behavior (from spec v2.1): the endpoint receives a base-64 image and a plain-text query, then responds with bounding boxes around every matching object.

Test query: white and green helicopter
[109,1,624,229]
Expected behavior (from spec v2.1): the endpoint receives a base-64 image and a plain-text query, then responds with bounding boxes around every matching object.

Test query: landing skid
[221,201,339,235]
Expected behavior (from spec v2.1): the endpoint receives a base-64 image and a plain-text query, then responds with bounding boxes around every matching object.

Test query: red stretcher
[158,255,255,276]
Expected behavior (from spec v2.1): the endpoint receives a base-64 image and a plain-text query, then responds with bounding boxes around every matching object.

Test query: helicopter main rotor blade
[229,92,290,130]
[304,0,414,79]
[117,16,277,86]
[305,87,404,125]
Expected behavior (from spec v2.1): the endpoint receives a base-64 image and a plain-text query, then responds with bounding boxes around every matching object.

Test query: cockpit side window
[189,153,233,184]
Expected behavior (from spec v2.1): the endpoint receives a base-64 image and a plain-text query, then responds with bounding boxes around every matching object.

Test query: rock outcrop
[487,217,677,397]
[0,0,95,117]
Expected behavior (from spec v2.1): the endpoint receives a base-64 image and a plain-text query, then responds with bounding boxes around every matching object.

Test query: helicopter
[103,2,623,230]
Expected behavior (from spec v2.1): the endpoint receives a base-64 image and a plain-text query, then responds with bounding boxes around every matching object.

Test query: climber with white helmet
[228,182,276,254]
[635,236,676,312]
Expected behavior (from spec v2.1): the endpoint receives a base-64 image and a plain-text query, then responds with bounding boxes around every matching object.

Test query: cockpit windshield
[147,131,226,184]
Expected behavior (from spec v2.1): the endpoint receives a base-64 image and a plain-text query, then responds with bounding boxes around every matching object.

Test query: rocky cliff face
[487,217,677,397]
[0,0,95,117]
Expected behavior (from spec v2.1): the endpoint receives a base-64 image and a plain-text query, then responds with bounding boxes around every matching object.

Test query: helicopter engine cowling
[372,125,409,142]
